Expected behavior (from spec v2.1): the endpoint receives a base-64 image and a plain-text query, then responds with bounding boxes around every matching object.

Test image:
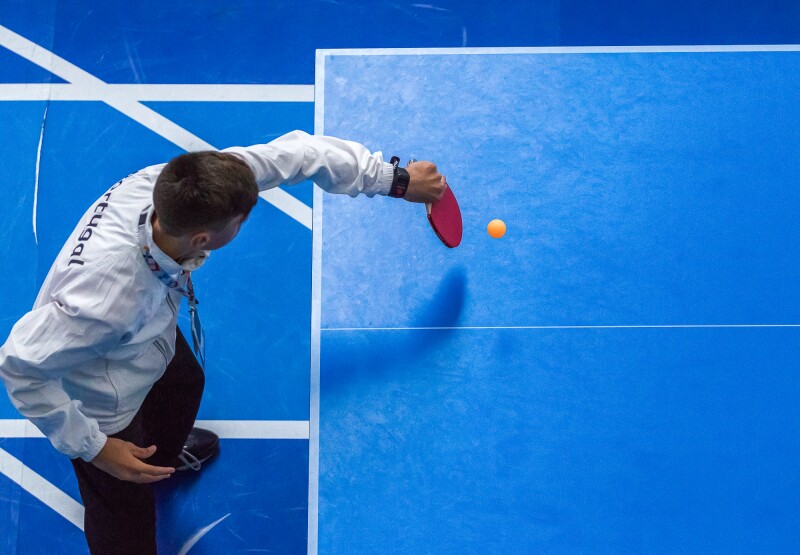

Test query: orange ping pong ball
[487,219,506,238]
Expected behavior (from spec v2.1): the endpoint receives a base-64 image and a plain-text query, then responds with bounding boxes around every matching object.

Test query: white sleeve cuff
[367,160,395,197]
[80,431,108,462]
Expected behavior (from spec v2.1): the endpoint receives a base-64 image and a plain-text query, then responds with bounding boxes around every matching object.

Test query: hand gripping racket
[407,158,463,248]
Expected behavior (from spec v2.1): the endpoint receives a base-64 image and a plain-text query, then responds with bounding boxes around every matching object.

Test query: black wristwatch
[388,156,410,198]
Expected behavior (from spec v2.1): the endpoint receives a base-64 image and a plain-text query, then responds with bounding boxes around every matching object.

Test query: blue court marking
[154,439,309,555]
[314,48,800,553]
[0,440,82,504]
[0,81,315,424]
[0,438,309,554]
[5,1,800,552]
[0,27,312,553]
[5,0,800,86]
[32,101,185,285]
[0,439,86,554]
[197,196,313,422]
[0,46,65,83]
[141,101,315,205]
[15,98,313,421]
[0,102,40,351]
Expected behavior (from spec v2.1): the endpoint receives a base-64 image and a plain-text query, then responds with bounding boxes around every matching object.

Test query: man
[0,130,446,554]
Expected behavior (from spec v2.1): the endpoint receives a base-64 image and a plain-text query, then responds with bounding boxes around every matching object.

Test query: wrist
[388,156,410,198]
[84,432,109,462]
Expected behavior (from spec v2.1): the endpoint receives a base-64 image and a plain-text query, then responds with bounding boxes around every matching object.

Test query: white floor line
[0,24,311,229]
[317,45,800,57]
[0,419,45,438]
[0,447,84,530]
[308,58,327,555]
[0,419,306,535]
[323,324,800,331]
[0,84,314,102]
[0,419,310,439]
[32,104,48,244]
[195,420,309,439]
[177,513,231,555]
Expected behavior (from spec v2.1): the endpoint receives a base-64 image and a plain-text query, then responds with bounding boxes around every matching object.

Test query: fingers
[132,461,176,482]
[131,444,157,460]
[116,460,175,484]
[96,441,176,483]
[128,444,175,482]
[124,471,174,484]
[437,176,447,201]
[424,175,447,203]
[409,161,439,176]
[404,160,448,203]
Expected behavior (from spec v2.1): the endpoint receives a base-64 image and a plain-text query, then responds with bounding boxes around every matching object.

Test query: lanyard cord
[137,207,205,368]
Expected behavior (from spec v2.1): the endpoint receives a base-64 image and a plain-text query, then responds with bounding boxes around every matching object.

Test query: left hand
[91,438,175,483]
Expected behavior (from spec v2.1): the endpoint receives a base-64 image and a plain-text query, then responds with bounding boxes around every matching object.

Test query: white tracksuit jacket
[0,131,394,462]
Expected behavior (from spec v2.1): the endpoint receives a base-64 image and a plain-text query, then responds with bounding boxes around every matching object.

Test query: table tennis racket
[405,158,463,248]
[426,183,462,248]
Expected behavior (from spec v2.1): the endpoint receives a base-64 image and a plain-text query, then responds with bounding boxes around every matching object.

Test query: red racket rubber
[426,184,462,248]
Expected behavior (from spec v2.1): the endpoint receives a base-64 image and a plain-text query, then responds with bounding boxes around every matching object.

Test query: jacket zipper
[165,292,177,315]
[153,338,169,364]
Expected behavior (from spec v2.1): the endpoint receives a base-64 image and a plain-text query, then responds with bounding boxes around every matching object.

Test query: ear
[189,231,210,249]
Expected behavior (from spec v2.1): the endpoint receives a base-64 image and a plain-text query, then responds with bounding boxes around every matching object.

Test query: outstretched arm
[225,130,446,203]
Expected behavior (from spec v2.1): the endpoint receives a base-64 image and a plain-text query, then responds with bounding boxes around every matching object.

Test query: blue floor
[319,327,800,553]
[2,2,800,553]
[315,49,800,553]
[0,94,313,554]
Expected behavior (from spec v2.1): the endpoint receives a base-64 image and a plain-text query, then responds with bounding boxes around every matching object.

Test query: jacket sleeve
[223,130,396,197]
[0,252,135,461]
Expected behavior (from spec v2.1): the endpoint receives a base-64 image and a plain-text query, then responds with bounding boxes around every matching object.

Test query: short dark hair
[153,151,259,236]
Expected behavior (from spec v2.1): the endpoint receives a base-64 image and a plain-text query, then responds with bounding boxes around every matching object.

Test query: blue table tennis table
[312,47,800,554]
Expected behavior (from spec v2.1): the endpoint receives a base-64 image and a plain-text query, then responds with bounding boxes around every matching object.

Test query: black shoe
[174,427,219,471]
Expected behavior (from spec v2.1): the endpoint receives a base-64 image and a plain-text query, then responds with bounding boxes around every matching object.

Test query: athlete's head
[153,151,259,240]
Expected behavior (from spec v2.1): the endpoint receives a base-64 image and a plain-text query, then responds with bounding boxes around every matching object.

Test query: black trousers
[71,327,205,555]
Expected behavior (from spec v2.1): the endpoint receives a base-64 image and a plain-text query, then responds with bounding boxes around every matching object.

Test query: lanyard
[138,208,206,368]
